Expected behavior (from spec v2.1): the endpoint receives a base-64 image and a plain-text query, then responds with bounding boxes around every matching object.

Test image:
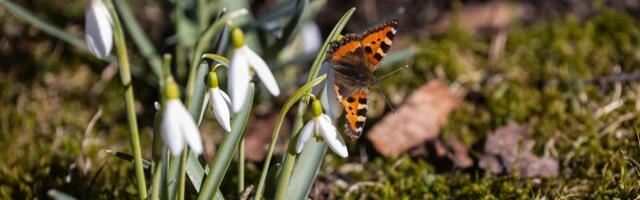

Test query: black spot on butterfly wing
[386,30,395,39]
[373,53,383,61]
[380,41,391,52]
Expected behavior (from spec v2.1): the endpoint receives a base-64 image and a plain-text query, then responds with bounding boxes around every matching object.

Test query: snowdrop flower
[300,23,322,55]
[205,71,232,132]
[161,80,204,156]
[229,27,280,112]
[85,0,113,59]
[296,98,348,158]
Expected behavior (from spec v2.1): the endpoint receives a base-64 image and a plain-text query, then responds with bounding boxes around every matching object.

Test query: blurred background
[1,0,640,199]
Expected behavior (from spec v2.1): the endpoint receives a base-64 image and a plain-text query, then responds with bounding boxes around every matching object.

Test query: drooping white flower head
[85,0,113,59]
[296,98,348,158]
[229,27,280,113]
[161,80,204,156]
[205,71,232,132]
[300,23,322,55]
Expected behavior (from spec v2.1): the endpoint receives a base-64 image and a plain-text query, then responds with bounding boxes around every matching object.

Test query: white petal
[162,100,185,156]
[169,101,203,155]
[324,67,342,119]
[197,91,209,125]
[296,121,316,153]
[242,46,280,96]
[85,0,113,59]
[318,116,348,158]
[229,49,250,112]
[301,23,322,54]
[219,89,233,111]
[205,90,213,110]
[212,89,232,132]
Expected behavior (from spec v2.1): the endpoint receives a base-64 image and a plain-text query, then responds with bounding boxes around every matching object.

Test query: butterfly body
[326,19,398,140]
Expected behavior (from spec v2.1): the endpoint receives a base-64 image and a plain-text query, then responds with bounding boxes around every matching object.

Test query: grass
[1,3,639,199]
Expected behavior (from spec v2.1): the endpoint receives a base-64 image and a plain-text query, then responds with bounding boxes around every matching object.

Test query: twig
[584,72,640,84]
[240,185,254,200]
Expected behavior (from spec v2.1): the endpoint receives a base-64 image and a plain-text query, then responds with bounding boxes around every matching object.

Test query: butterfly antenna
[368,65,409,114]
[373,65,410,85]
[374,84,396,114]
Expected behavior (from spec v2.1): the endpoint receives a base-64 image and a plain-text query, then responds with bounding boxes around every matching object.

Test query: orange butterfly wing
[360,19,399,70]
[326,34,363,65]
[335,85,368,141]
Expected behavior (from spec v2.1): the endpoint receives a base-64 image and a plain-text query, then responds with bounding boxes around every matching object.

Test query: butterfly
[326,18,398,140]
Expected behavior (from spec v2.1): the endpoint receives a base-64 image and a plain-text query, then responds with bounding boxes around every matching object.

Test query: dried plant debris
[479,122,559,178]
[367,80,460,156]
[444,136,473,168]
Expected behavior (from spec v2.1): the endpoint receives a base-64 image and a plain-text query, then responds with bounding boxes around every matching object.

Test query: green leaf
[202,53,231,66]
[286,139,327,199]
[106,150,152,169]
[264,0,308,59]
[188,62,210,124]
[113,0,164,84]
[197,84,255,200]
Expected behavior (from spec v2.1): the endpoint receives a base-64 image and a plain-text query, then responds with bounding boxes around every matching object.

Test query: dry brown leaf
[367,80,460,156]
[478,122,559,178]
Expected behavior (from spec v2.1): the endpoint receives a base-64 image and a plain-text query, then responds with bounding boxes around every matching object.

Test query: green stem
[168,154,180,199]
[197,0,210,33]
[151,155,163,200]
[104,0,147,198]
[177,149,189,200]
[238,138,245,195]
[202,53,230,66]
[254,75,327,199]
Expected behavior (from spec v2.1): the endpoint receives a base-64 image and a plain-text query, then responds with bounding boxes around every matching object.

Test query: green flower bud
[311,98,323,117]
[208,71,219,88]
[164,80,180,100]
[231,27,245,49]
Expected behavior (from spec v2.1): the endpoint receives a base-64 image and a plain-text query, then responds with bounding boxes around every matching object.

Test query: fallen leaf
[479,122,559,178]
[367,80,460,156]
